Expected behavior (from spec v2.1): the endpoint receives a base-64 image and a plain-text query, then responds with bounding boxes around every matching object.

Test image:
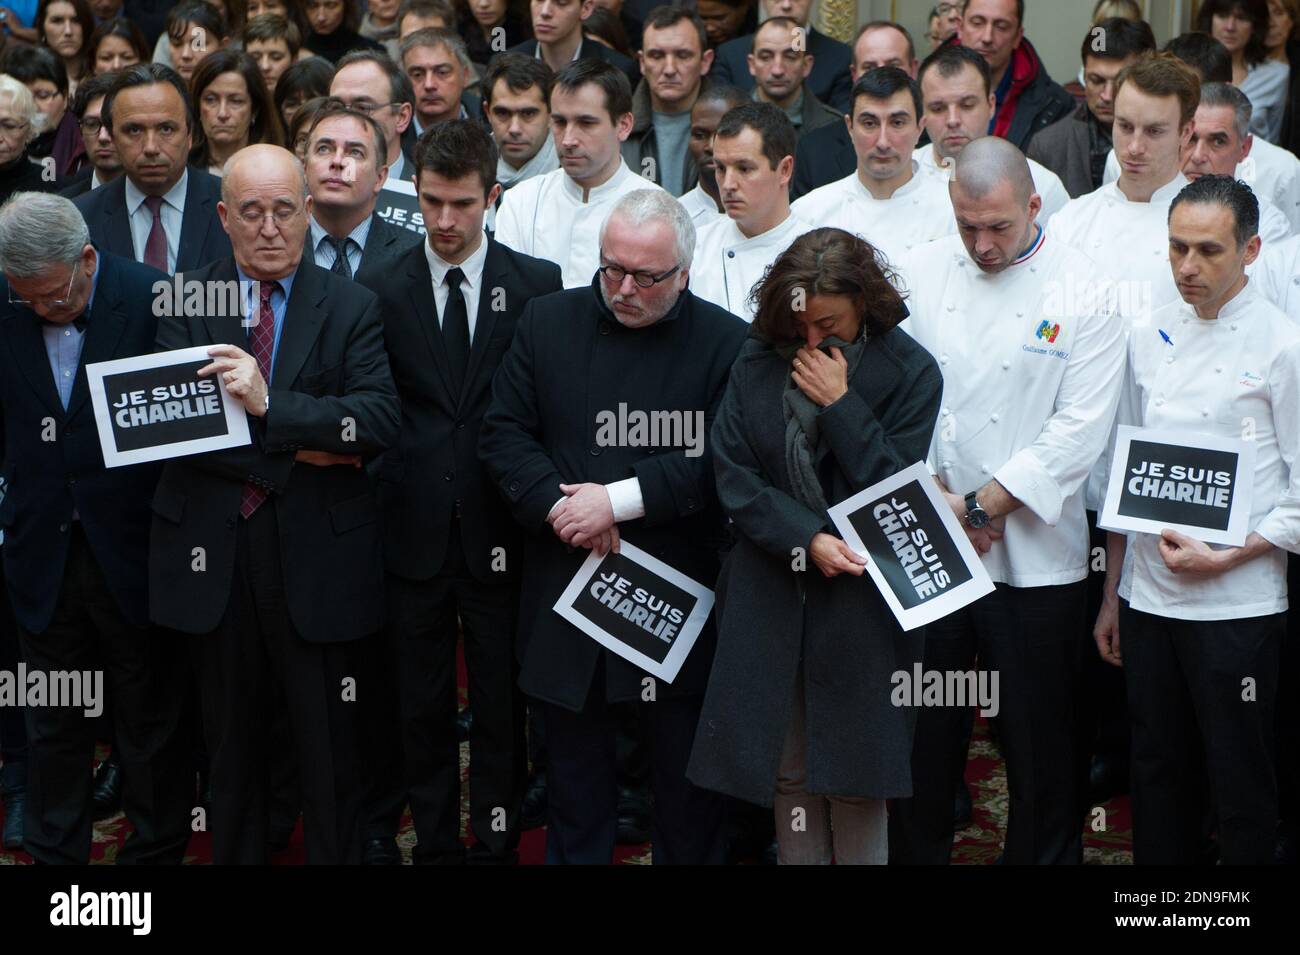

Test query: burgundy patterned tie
[143,195,168,272]
[240,281,278,519]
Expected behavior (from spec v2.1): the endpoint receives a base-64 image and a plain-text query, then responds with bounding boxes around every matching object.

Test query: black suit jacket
[479,283,747,710]
[710,27,853,114]
[58,166,94,200]
[305,211,423,286]
[506,37,640,90]
[374,237,562,584]
[74,167,233,274]
[791,118,853,200]
[0,252,168,632]
[148,256,400,641]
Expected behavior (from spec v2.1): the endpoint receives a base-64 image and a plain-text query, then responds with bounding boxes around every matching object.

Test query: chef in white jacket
[1094,176,1300,865]
[1182,84,1292,243]
[912,45,1069,225]
[689,101,810,321]
[1249,232,1300,323]
[790,68,953,270]
[495,60,664,289]
[889,138,1126,866]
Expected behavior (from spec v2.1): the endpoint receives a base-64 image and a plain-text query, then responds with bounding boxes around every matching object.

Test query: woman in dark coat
[687,228,943,865]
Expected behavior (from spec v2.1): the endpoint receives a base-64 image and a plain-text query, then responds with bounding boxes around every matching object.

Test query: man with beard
[480,188,746,863]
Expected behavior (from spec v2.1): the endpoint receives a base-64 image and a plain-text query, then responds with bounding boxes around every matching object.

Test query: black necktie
[442,266,470,394]
[328,235,352,279]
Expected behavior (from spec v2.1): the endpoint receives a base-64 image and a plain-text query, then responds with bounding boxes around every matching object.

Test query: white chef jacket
[678,183,723,224]
[689,211,812,321]
[493,160,664,289]
[1249,233,1300,325]
[790,163,956,270]
[1104,141,1300,232]
[913,144,1071,224]
[1113,283,1300,620]
[896,230,1126,587]
[1051,174,1190,511]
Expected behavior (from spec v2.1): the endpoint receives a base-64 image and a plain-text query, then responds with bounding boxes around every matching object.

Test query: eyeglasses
[8,268,77,309]
[236,206,302,227]
[0,120,30,139]
[334,99,401,116]
[78,117,104,135]
[597,262,681,289]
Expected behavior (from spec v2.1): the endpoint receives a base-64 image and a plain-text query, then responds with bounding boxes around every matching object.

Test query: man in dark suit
[150,144,400,864]
[480,188,746,863]
[363,120,562,865]
[708,0,852,113]
[509,0,640,90]
[401,28,486,139]
[58,73,122,202]
[331,51,420,187]
[0,192,191,864]
[73,64,231,274]
[302,104,423,285]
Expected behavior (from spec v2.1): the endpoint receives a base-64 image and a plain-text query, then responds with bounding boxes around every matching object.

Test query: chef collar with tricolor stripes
[1012,224,1045,266]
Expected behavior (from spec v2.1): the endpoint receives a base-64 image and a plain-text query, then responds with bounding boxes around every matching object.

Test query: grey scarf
[496,134,559,190]
[776,333,868,514]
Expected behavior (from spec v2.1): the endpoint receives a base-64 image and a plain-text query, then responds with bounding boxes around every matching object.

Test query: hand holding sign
[809,532,866,577]
[551,483,617,547]
[1157,528,1223,574]
[199,345,267,418]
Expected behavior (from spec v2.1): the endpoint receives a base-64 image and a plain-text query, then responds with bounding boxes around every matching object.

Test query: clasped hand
[550,482,620,556]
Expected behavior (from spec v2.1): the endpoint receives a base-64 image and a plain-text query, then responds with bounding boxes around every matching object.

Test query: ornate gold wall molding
[815,0,857,42]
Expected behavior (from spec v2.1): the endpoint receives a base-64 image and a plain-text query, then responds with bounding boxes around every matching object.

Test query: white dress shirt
[1104,141,1300,232]
[896,230,1126,587]
[125,169,187,273]
[1050,173,1189,510]
[423,230,489,340]
[678,182,722,223]
[309,214,372,276]
[913,144,1071,224]
[1249,233,1300,325]
[790,163,955,270]
[1114,283,1300,619]
[689,211,811,321]
[494,160,662,289]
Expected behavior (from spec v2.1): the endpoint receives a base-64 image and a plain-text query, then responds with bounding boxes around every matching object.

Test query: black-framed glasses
[597,262,681,288]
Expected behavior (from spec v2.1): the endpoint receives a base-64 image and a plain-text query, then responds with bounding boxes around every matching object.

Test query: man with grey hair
[150,145,399,864]
[0,191,191,864]
[1183,83,1292,242]
[401,28,481,138]
[480,187,746,863]
[890,136,1126,864]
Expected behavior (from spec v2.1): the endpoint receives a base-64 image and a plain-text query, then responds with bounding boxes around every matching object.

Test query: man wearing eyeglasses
[59,73,122,200]
[330,50,418,187]
[480,188,745,863]
[72,64,231,275]
[149,144,400,864]
[0,192,192,864]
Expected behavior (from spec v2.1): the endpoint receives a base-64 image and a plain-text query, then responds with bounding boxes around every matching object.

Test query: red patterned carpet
[0,716,1132,865]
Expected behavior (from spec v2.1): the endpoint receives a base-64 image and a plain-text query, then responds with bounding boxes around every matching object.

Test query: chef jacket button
[980,464,990,474]
[946,303,954,312]
[942,407,951,416]
[1231,323,1238,331]
[1293,276,1299,285]
[1216,366,1223,373]
[1016,310,1024,317]
[1029,265,1037,273]
[957,259,965,267]
[990,414,999,423]
[940,355,950,365]
[1202,408,1210,417]
[1154,397,1164,406]
[1165,355,1174,363]
[942,461,952,470]
[727,250,735,258]
[1001,360,1010,370]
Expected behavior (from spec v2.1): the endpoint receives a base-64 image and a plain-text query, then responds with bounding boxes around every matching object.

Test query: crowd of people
[0,0,1297,866]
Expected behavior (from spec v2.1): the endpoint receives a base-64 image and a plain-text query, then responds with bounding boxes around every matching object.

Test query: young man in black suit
[149,144,400,864]
[58,73,123,201]
[509,0,640,90]
[302,104,423,285]
[73,64,232,274]
[0,192,191,864]
[363,120,562,864]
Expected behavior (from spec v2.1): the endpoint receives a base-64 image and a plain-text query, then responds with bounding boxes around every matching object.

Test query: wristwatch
[964,491,990,529]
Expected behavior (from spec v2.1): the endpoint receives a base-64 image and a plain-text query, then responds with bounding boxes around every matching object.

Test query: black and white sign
[552,541,713,683]
[86,346,252,468]
[375,179,426,237]
[828,461,995,630]
[1099,426,1255,546]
